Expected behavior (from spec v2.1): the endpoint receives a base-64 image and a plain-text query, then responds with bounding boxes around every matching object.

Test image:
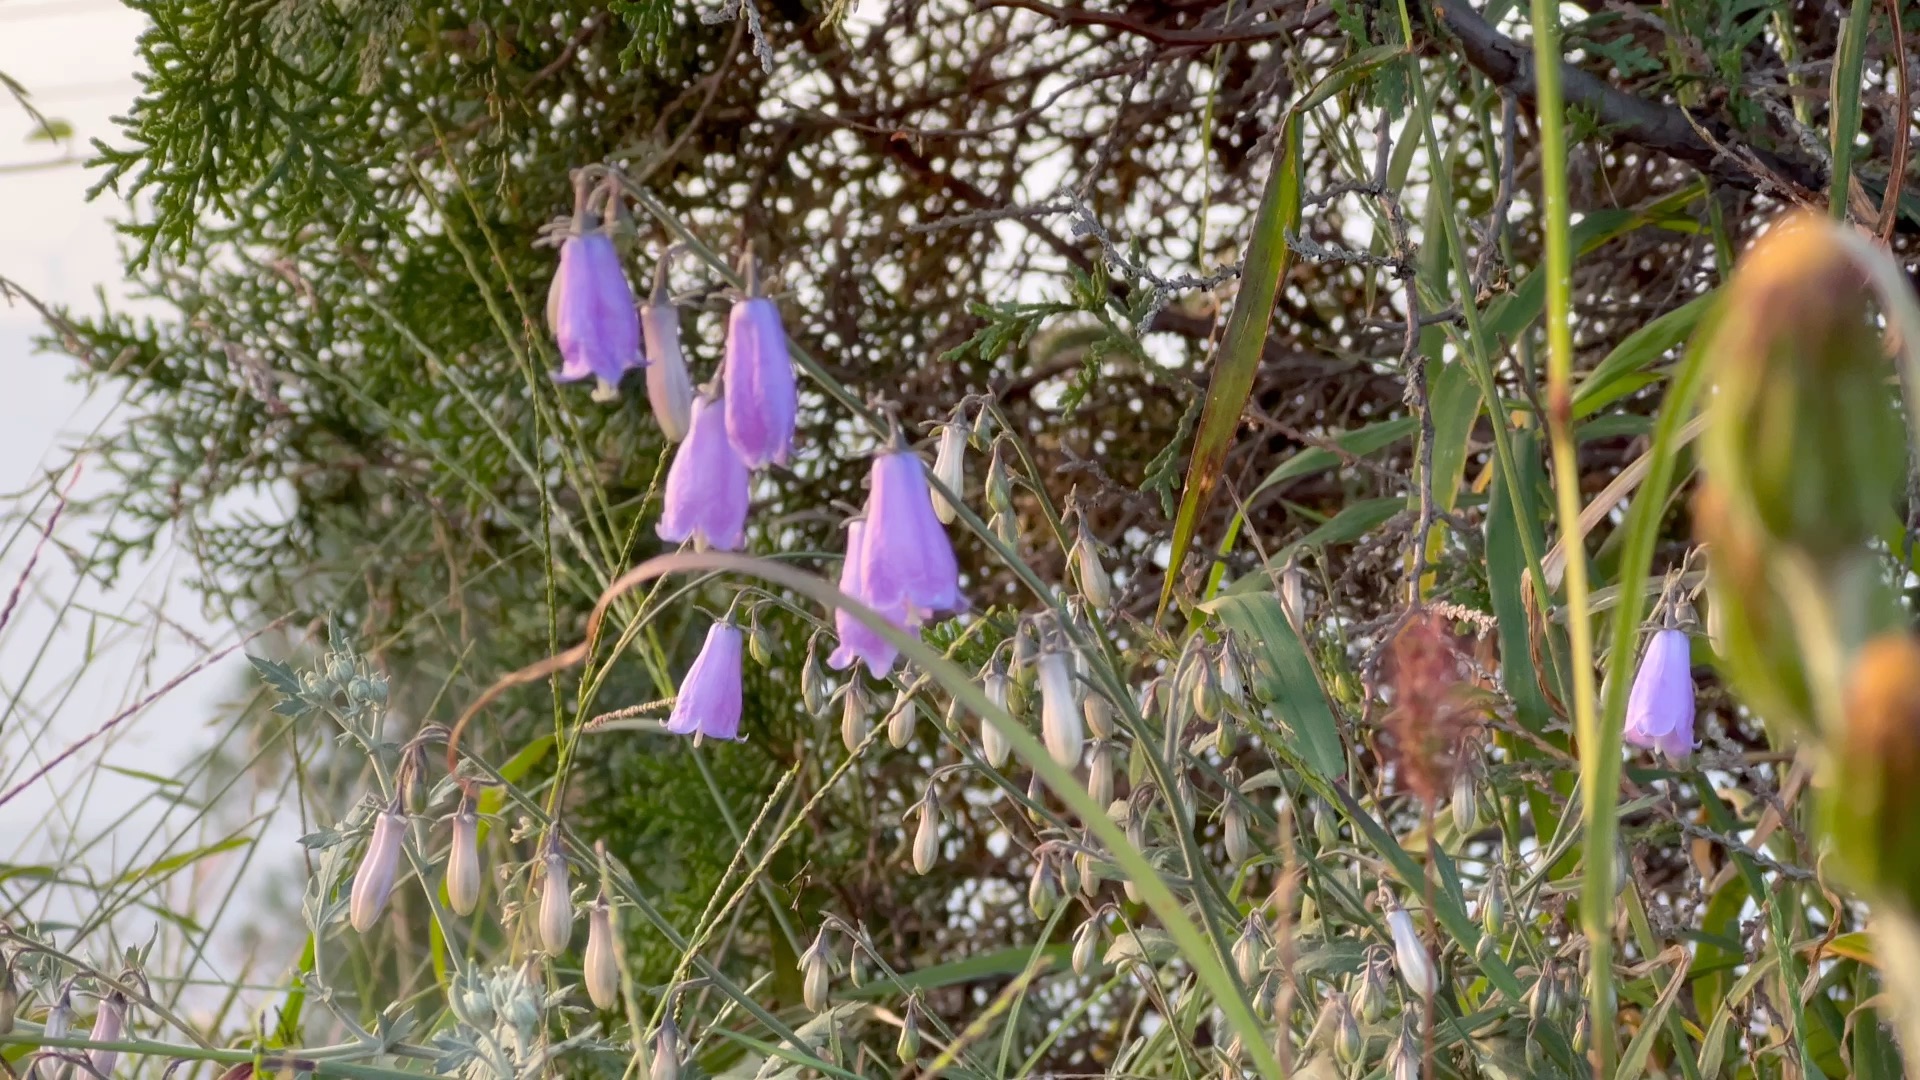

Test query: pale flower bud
[1223,798,1250,865]
[895,1000,922,1063]
[1086,741,1115,811]
[1037,648,1084,768]
[911,794,940,875]
[1083,691,1115,739]
[584,900,619,1009]
[930,417,967,525]
[88,990,126,1078]
[447,801,482,917]
[1232,916,1265,986]
[886,690,918,748]
[841,682,871,753]
[1071,918,1100,975]
[1382,886,1436,999]
[1073,524,1112,610]
[982,663,1013,767]
[1280,555,1306,629]
[651,1016,681,1080]
[539,843,574,953]
[351,805,407,933]
[800,931,834,1013]
[1326,991,1362,1064]
[985,441,1013,513]
[1215,641,1244,702]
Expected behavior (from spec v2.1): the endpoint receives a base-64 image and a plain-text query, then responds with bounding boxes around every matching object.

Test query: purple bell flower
[550,178,643,401]
[859,444,963,622]
[722,261,798,468]
[828,519,911,677]
[667,622,745,742]
[657,392,750,551]
[1624,627,1695,760]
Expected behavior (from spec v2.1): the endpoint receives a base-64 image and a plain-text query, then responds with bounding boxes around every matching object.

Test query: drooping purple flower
[640,255,695,441]
[550,229,643,401]
[859,446,963,621]
[828,520,911,677]
[722,284,798,468]
[667,622,745,742]
[657,393,750,551]
[1624,627,1695,760]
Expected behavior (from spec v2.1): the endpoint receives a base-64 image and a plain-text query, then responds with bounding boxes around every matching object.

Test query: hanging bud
[930,416,967,525]
[37,987,71,1080]
[584,899,619,1009]
[748,617,773,667]
[539,841,574,953]
[1451,765,1482,837]
[1280,555,1306,630]
[985,440,1014,513]
[1028,858,1058,919]
[1026,772,1048,828]
[911,793,940,876]
[802,637,830,715]
[1087,741,1115,811]
[800,931,834,1013]
[651,1015,681,1080]
[886,690,918,749]
[1381,886,1436,999]
[1571,1012,1592,1055]
[447,798,482,917]
[1326,991,1362,1064]
[1083,691,1116,740]
[1232,916,1266,986]
[640,256,695,441]
[1311,797,1339,850]
[1223,798,1250,865]
[841,681,871,753]
[982,662,1013,767]
[1387,1018,1420,1080]
[896,1000,922,1063]
[1216,640,1245,703]
[1071,918,1100,975]
[1353,956,1389,1024]
[1074,845,1097,897]
[88,989,126,1078]
[350,804,406,933]
[1479,873,1505,938]
[1038,645,1084,768]
[990,510,1019,549]
[1173,771,1196,829]
[1073,523,1113,610]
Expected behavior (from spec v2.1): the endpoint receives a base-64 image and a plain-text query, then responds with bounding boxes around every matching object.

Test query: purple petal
[828,520,910,676]
[552,232,642,387]
[1624,628,1695,758]
[722,298,798,468]
[860,450,962,619]
[668,623,745,740]
[658,395,751,551]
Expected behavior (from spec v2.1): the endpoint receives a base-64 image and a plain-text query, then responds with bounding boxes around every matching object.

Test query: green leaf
[1161,111,1303,617]
[1200,592,1345,780]
[1574,291,1716,416]
[1616,949,1693,1079]
[1427,359,1480,516]
[1246,417,1417,499]
[111,834,253,886]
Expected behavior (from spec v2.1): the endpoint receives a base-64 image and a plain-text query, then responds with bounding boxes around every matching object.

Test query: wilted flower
[447,797,482,916]
[1382,886,1436,999]
[88,989,126,1077]
[549,178,642,401]
[538,841,574,953]
[859,442,964,621]
[640,257,695,442]
[828,521,910,677]
[722,259,798,468]
[657,392,750,552]
[666,622,746,743]
[584,898,619,1009]
[929,415,967,524]
[350,803,406,932]
[1037,644,1083,768]
[1624,627,1695,760]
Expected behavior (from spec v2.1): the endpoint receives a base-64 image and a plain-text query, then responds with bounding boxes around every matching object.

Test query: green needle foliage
[3,0,1918,1077]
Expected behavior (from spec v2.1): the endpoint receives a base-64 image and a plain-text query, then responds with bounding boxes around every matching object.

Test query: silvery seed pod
[1074,524,1112,610]
[651,1016,681,1080]
[1223,799,1250,865]
[930,418,967,525]
[911,797,940,876]
[801,641,830,715]
[1232,916,1265,985]
[800,932,833,1013]
[447,800,483,916]
[1038,648,1083,768]
[1028,859,1057,919]
[1382,888,1436,999]
[982,663,1013,767]
[1328,991,1362,1064]
[350,805,406,933]
[0,959,17,1036]
[896,1001,922,1063]
[887,690,918,748]
[1083,691,1115,739]
[1071,919,1099,975]
[538,843,574,953]
[584,900,619,1009]
[985,441,1014,513]
[841,682,871,753]
[88,990,126,1077]
[1087,741,1114,811]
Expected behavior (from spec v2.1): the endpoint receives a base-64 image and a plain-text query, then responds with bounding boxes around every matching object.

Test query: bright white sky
[0,1,300,1006]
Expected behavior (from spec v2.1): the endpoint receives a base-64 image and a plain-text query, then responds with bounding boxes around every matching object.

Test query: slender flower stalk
[1624,627,1696,760]
[640,256,696,442]
[666,622,747,743]
[549,175,643,401]
[350,803,406,933]
[657,392,750,552]
[859,438,963,622]
[722,257,798,468]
